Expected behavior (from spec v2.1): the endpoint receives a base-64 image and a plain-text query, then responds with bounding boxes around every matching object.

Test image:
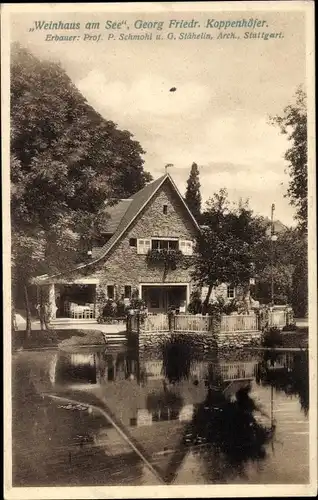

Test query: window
[107,285,114,299]
[151,239,178,251]
[137,239,151,254]
[227,286,235,299]
[129,238,137,247]
[180,240,193,255]
[124,285,132,299]
[163,205,168,214]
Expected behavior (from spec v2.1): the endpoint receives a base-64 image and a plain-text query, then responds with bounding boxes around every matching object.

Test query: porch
[140,283,189,314]
[37,279,99,321]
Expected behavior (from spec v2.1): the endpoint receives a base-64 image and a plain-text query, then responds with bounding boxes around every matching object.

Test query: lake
[12,339,309,486]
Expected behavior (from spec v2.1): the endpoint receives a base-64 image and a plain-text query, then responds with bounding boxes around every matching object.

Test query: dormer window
[163,205,168,214]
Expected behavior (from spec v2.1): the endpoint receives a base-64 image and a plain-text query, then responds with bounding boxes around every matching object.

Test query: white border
[2,2,316,499]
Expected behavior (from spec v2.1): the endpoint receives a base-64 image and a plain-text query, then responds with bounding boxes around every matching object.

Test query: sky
[10,7,307,226]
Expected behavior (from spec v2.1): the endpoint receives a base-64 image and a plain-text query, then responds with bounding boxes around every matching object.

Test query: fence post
[208,315,213,333]
[255,310,261,331]
[211,313,221,336]
[126,315,130,334]
[168,311,172,332]
[168,311,175,332]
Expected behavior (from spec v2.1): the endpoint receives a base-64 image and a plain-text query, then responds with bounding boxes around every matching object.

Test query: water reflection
[256,349,309,414]
[43,341,310,484]
[183,385,273,483]
[12,358,149,486]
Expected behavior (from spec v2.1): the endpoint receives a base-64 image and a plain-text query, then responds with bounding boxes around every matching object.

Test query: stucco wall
[63,181,199,299]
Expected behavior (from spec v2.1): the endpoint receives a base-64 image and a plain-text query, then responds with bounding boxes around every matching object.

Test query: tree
[185,162,202,221]
[270,87,308,317]
[11,43,152,334]
[194,190,267,311]
[271,87,307,233]
[252,225,307,315]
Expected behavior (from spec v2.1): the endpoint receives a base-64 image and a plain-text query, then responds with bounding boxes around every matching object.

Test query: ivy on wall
[146,249,183,271]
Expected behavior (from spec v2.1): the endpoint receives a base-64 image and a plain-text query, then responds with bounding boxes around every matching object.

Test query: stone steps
[103,333,127,344]
[51,319,98,326]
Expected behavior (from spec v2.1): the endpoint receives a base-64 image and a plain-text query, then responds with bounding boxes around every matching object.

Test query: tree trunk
[39,288,45,330]
[242,284,251,313]
[11,301,17,332]
[23,284,32,336]
[202,285,213,314]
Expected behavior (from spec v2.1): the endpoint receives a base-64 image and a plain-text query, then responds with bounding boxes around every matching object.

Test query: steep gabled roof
[91,173,200,264]
[102,199,133,234]
[34,173,200,282]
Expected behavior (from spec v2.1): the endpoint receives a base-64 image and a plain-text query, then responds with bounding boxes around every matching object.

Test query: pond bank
[12,326,308,352]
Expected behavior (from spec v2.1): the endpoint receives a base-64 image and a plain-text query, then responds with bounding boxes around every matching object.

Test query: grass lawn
[12,328,106,350]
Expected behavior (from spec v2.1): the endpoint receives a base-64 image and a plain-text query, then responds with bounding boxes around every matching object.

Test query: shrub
[59,330,105,347]
[102,299,116,318]
[262,327,283,348]
[97,316,126,324]
[130,297,146,310]
[282,323,298,332]
[116,300,127,317]
[222,299,238,315]
[187,290,203,315]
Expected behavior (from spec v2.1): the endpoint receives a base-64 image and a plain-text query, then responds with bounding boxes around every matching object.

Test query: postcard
[2,1,316,498]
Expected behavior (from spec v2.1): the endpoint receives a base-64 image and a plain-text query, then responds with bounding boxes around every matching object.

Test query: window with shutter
[180,240,193,255]
[186,240,193,256]
[180,240,187,254]
[137,239,151,254]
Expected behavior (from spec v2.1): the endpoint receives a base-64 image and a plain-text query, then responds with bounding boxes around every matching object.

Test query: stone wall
[128,329,262,354]
[216,331,262,349]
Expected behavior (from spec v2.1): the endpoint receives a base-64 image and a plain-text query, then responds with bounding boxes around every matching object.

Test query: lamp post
[270,204,278,306]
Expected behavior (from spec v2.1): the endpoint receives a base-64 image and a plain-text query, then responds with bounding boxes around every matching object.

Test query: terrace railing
[268,309,287,328]
[220,314,258,333]
[218,361,258,381]
[174,314,211,333]
[129,312,260,334]
[142,313,169,332]
[128,310,288,335]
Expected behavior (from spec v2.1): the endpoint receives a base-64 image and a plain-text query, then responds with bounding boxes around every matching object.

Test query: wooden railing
[128,310,288,335]
[141,313,169,332]
[268,310,287,328]
[218,361,258,381]
[129,312,260,334]
[174,314,211,332]
[220,314,258,333]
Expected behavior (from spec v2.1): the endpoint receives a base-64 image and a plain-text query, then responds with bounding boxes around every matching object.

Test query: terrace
[127,310,288,336]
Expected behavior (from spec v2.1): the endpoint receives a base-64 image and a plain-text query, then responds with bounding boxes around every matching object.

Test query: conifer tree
[185,162,202,221]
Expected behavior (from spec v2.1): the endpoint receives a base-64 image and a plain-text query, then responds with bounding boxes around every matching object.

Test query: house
[34,172,246,321]
[34,173,203,320]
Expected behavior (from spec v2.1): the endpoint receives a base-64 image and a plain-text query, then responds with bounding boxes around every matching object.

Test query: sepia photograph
[2,2,316,498]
